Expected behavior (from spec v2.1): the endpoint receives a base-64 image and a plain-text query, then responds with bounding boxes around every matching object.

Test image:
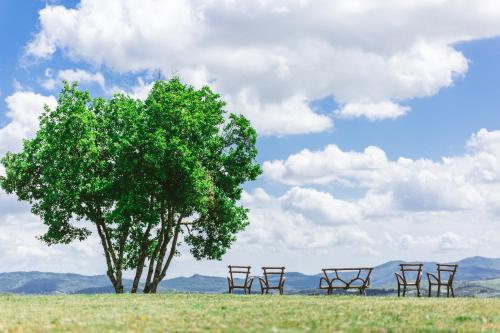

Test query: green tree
[0,78,261,293]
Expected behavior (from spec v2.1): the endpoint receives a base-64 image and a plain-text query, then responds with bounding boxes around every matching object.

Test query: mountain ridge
[2,256,500,295]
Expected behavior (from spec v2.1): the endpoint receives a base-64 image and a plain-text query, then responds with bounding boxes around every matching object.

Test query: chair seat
[429,281,450,285]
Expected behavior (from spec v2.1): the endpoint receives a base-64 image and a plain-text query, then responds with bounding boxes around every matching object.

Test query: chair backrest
[399,263,423,283]
[228,265,251,287]
[262,267,285,287]
[437,264,458,284]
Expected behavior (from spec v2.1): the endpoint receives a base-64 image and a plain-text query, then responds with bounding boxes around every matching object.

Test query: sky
[2,0,500,278]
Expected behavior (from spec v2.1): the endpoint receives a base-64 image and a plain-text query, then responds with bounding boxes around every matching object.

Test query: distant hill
[3,256,500,296]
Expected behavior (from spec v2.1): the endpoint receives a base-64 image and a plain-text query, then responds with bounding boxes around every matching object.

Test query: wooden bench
[319,267,373,295]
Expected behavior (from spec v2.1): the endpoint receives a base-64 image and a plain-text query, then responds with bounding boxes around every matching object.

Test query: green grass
[1,294,500,332]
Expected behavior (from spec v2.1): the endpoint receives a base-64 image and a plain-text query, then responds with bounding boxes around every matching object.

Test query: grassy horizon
[1,294,500,332]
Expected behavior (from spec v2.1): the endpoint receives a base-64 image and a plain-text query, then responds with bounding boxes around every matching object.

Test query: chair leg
[437,285,441,297]
[450,286,455,298]
[447,286,450,297]
[416,285,420,297]
[428,284,431,297]
[402,286,406,297]
[397,284,400,297]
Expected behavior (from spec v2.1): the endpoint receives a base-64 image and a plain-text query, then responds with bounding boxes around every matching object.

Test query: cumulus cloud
[264,128,500,213]
[336,101,410,120]
[239,187,373,251]
[42,68,106,91]
[24,0,500,134]
[263,144,391,187]
[0,91,57,156]
[0,211,104,274]
[233,185,500,266]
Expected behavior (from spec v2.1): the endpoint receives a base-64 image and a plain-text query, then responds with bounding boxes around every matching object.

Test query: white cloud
[263,144,391,187]
[24,0,500,134]
[42,68,105,91]
[225,91,332,136]
[336,101,410,120]
[0,91,57,156]
[281,187,362,225]
[0,211,104,274]
[239,187,374,251]
[264,128,500,213]
[397,232,485,253]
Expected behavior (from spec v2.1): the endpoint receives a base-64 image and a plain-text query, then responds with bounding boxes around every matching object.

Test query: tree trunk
[145,220,182,293]
[96,221,123,294]
[131,225,153,293]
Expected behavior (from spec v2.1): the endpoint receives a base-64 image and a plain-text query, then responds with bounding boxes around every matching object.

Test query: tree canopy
[0,78,261,293]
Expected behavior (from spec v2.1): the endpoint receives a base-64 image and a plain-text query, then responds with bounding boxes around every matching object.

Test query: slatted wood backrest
[228,265,251,287]
[437,264,458,284]
[262,267,285,287]
[399,263,423,283]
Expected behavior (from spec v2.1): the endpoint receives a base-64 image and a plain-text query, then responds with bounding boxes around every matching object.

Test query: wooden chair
[427,264,458,297]
[395,263,423,297]
[227,265,254,294]
[319,268,373,296]
[259,267,286,294]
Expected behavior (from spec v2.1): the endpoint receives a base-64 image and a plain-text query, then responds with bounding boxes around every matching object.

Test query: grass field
[1,294,500,332]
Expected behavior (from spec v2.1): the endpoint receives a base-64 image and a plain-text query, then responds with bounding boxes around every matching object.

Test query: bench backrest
[262,267,285,287]
[322,268,373,287]
[228,265,251,287]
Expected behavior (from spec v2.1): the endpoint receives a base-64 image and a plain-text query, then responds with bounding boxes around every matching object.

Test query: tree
[0,78,262,293]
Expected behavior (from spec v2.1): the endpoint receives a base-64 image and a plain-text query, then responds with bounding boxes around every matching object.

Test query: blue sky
[2,0,500,277]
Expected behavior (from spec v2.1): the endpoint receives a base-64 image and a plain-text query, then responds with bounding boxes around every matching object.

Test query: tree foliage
[0,78,261,293]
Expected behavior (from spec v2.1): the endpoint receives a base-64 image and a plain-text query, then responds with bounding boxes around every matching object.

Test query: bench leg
[450,286,455,298]
[416,284,420,297]
[428,284,431,297]
[397,284,400,297]
[402,286,406,297]
[437,285,441,297]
